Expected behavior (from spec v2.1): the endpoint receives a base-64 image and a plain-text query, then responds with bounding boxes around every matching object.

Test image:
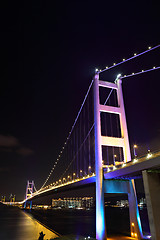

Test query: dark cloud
[0,135,19,147]
[0,167,9,173]
[0,134,34,156]
[16,147,34,156]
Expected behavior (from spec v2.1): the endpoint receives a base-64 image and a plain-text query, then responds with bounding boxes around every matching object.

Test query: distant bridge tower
[1,195,6,202]
[9,194,16,203]
[25,180,34,199]
[24,180,34,209]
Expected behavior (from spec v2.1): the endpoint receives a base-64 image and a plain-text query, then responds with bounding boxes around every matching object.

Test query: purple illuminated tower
[94,73,143,240]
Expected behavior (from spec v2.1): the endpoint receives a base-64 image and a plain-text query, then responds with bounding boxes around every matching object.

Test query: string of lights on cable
[95,44,160,74]
[120,66,160,79]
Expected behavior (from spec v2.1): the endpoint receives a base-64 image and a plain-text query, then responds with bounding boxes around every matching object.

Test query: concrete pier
[143,170,160,240]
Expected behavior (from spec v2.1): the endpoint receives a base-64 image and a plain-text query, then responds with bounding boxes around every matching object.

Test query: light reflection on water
[0,205,58,240]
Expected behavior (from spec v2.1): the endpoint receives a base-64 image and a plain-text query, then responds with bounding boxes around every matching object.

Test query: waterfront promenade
[0,204,58,240]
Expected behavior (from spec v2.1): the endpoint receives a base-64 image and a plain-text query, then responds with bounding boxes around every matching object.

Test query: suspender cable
[76,120,78,178]
[83,105,86,175]
[87,97,91,174]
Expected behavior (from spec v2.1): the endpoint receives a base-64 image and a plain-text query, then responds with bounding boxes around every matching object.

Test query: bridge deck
[22,151,160,202]
[104,151,160,179]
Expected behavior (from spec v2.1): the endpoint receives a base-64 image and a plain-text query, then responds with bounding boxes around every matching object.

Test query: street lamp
[73,173,76,180]
[147,149,152,159]
[133,145,137,158]
[80,170,83,178]
[68,175,71,182]
[88,166,91,174]
[113,155,117,165]
[63,178,66,183]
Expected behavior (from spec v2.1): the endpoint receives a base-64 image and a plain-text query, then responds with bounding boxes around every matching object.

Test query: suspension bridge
[16,45,160,240]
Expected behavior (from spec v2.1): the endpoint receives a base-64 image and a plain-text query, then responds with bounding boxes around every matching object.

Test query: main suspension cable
[121,66,160,79]
[96,44,160,74]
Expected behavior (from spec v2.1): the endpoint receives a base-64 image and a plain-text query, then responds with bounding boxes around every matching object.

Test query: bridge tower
[94,73,143,240]
[1,195,6,202]
[9,193,16,203]
[24,180,34,209]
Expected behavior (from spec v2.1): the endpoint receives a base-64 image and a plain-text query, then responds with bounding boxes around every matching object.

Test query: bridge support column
[142,170,160,240]
[24,201,26,209]
[128,179,143,239]
[104,179,143,239]
[30,201,32,209]
[23,200,32,209]
[94,73,106,240]
[117,78,131,163]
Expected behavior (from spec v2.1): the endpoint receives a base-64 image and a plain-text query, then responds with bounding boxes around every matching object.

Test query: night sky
[0,1,160,200]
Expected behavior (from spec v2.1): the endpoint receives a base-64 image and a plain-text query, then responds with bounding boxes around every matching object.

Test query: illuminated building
[52,197,94,209]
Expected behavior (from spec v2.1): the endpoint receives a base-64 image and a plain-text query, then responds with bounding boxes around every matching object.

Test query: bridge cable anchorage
[96,44,160,74]
[39,79,94,190]
[121,66,160,79]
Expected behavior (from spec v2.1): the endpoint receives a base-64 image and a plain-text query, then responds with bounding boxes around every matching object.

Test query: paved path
[108,236,135,240]
[0,205,59,240]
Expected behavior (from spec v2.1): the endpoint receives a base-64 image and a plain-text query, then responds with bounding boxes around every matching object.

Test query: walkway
[0,205,59,240]
[108,236,135,240]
